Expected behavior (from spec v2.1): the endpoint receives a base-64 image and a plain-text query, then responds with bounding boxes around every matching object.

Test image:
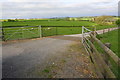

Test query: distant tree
[65,17,70,21]
[15,18,18,22]
[116,19,120,25]
[94,16,114,25]
[8,19,15,22]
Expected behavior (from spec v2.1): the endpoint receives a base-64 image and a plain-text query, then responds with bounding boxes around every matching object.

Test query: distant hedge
[116,19,120,25]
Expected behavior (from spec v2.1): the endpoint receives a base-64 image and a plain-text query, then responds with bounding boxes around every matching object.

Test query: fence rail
[82,26,120,78]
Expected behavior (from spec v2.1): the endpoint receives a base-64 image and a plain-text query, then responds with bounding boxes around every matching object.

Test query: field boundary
[1,25,119,41]
[2,26,83,41]
[82,26,120,78]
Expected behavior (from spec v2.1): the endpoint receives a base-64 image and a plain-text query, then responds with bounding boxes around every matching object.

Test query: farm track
[2,36,96,78]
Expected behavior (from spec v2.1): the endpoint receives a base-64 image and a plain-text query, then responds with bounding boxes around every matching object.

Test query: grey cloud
[1,1,117,19]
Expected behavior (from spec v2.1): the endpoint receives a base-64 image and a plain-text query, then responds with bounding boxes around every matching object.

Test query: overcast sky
[0,0,119,19]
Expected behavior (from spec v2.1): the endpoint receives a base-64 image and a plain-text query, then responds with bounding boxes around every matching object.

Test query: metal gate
[2,26,42,41]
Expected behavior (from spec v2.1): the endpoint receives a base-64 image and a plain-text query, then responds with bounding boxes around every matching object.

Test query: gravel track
[2,38,74,78]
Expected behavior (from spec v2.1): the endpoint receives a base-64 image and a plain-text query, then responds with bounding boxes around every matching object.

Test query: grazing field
[2,20,96,27]
[95,25,117,30]
[100,29,119,57]
[2,19,117,40]
[3,25,117,41]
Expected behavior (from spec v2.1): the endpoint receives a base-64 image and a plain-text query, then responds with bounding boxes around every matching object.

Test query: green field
[100,29,119,57]
[3,25,117,41]
[95,25,117,30]
[2,19,117,41]
[2,20,96,27]
[2,20,96,40]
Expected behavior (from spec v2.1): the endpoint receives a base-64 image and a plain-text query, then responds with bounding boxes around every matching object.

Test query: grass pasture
[100,29,119,57]
[95,25,117,30]
[2,19,117,41]
[2,20,96,40]
[2,20,97,27]
[42,26,83,36]
[2,24,117,41]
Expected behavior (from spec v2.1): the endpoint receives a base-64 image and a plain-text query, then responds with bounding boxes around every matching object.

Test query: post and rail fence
[82,26,120,78]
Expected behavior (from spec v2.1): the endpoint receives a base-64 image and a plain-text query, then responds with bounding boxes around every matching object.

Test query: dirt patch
[2,37,44,45]
[52,42,97,78]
